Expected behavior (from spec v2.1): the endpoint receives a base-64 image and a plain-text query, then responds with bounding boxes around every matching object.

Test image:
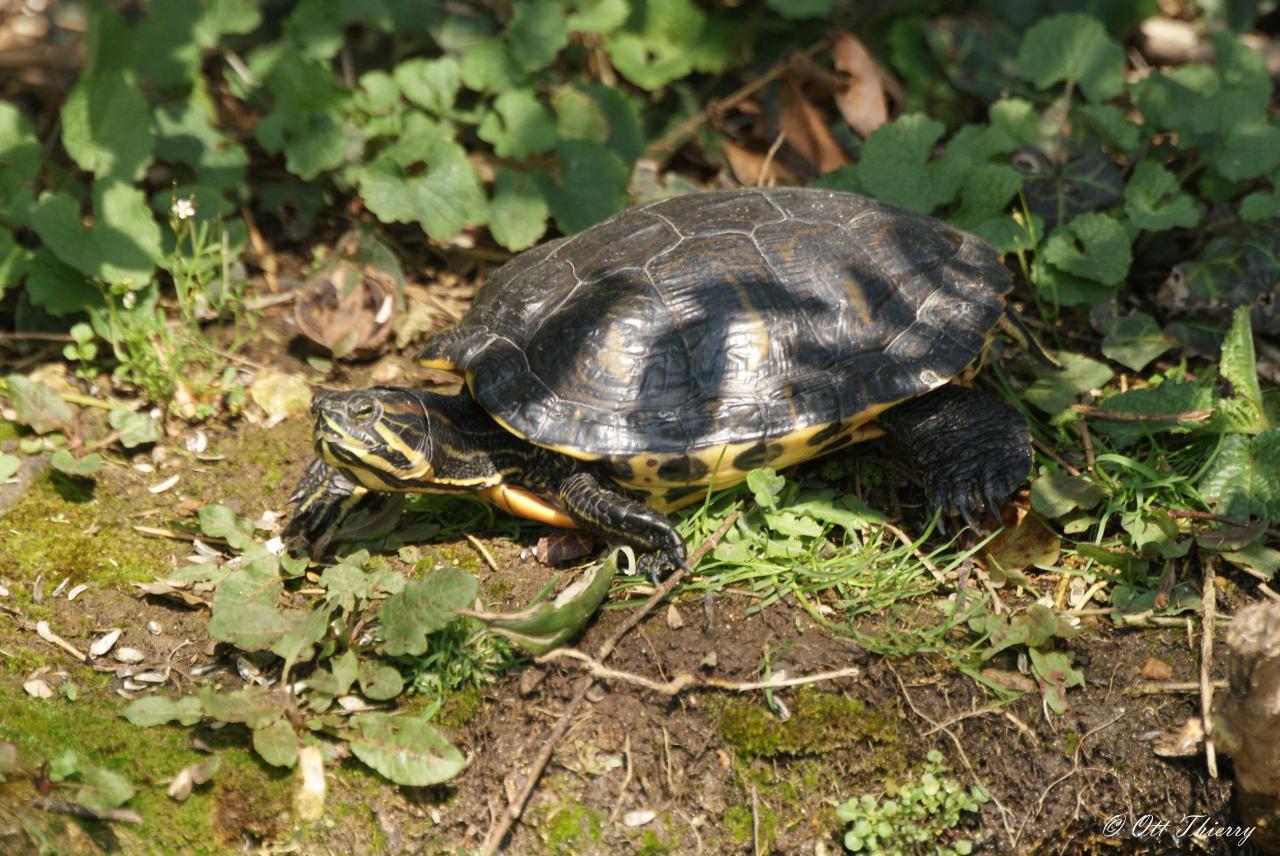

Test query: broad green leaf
[1092,307,1175,372]
[378,567,478,656]
[1132,33,1270,139]
[5,376,74,434]
[357,139,486,241]
[252,719,299,768]
[952,163,1022,230]
[123,695,204,727]
[1029,648,1083,715]
[1042,213,1131,286]
[134,0,201,87]
[0,452,18,483]
[349,713,465,786]
[568,0,630,33]
[1124,162,1199,231]
[1121,508,1186,558]
[153,102,249,192]
[0,228,23,304]
[270,603,335,670]
[197,504,253,549]
[358,662,405,701]
[307,650,358,696]
[746,468,785,511]
[394,57,461,116]
[0,743,16,780]
[319,561,371,612]
[1241,185,1280,222]
[1198,430,1280,523]
[1222,542,1280,579]
[197,686,286,730]
[0,102,41,227]
[1076,104,1141,155]
[540,140,629,235]
[208,552,304,651]
[355,70,399,115]
[553,83,645,165]
[1017,14,1124,102]
[766,0,834,18]
[108,409,161,448]
[489,169,549,252]
[61,68,154,181]
[77,767,135,813]
[459,40,526,94]
[194,0,262,48]
[1023,352,1113,414]
[286,0,345,59]
[49,750,82,782]
[478,90,557,160]
[1030,473,1105,518]
[1218,305,1270,433]
[507,0,570,73]
[51,450,102,477]
[604,0,729,90]
[30,181,163,287]
[1094,381,1216,447]
[856,114,959,213]
[1214,122,1280,181]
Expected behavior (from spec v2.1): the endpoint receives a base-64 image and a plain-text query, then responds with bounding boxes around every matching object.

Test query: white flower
[121,291,137,309]
[171,197,197,220]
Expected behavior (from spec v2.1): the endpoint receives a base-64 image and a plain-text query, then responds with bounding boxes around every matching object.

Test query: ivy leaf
[61,70,155,181]
[507,0,570,73]
[1124,162,1199,231]
[377,568,477,656]
[1017,14,1124,103]
[394,57,461,116]
[1198,430,1280,523]
[1241,184,1280,222]
[5,375,74,435]
[489,168,549,252]
[51,450,102,478]
[122,696,204,727]
[349,713,465,786]
[252,719,299,768]
[477,90,557,160]
[1023,352,1113,414]
[539,140,629,235]
[856,113,959,214]
[30,180,163,287]
[1042,213,1131,286]
[357,139,486,241]
[553,83,645,165]
[605,0,728,91]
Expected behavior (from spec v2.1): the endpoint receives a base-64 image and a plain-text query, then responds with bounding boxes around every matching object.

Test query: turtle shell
[419,188,1010,493]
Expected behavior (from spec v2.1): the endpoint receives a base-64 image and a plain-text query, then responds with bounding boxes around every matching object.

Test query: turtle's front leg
[283,458,405,556]
[558,470,687,581]
[876,384,1031,527]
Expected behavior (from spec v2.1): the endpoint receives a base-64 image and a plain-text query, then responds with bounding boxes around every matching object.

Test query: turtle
[284,187,1037,574]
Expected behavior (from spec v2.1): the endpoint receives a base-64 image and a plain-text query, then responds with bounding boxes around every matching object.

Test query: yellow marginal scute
[480,485,578,529]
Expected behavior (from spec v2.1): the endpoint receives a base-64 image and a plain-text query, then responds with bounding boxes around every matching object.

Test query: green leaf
[1030,473,1105,518]
[1023,352,1113,414]
[197,686,286,730]
[856,114,959,214]
[194,0,262,47]
[197,504,252,548]
[1042,213,1131,286]
[358,662,405,701]
[0,229,23,301]
[394,57,461,116]
[1029,648,1083,715]
[378,567,478,656]
[49,750,82,782]
[1219,305,1270,433]
[77,767,135,813]
[108,408,162,448]
[51,450,102,477]
[539,140,629,235]
[30,180,163,287]
[766,0,834,18]
[553,83,644,165]
[270,603,335,670]
[1093,307,1175,372]
[1124,162,1199,232]
[357,139,486,241]
[746,468,785,511]
[61,65,155,182]
[0,102,42,227]
[1215,122,1280,181]
[605,0,727,90]
[23,250,100,317]
[134,0,201,87]
[1133,33,1271,140]
[1017,14,1124,102]
[5,375,74,435]
[0,452,19,483]
[1076,104,1141,156]
[478,90,557,160]
[252,719,299,768]
[318,561,371,612]
[507,0,570,73]
[489,169,549,252]
[1199,430,1280,523]
[459,40,526,94]
[1241,184,1280,222]
[208,552,304,651]
[153,102,249,192]
[568,0,630,33]
[349,713,466,786]
[122,695,204,727]
[1094,381,1216,447]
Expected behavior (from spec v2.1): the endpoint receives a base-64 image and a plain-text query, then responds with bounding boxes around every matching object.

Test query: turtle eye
[353,402,377,423]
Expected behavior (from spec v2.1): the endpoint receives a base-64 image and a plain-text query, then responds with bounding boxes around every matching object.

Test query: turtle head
[311,386,437,491]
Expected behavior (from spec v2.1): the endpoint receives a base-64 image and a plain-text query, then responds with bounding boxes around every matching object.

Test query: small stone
[147,621,161,635]
[623,809,656,827]
[666,604,685,629]
[1140,656,1175,681]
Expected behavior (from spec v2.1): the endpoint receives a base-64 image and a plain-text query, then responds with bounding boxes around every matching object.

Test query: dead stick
[1201,556,1218,778]
[1071,404,1214,422]
[479,512,738,855]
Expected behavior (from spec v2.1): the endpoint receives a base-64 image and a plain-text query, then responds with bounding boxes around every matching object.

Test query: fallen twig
[1071,404,1214,423]
[1127,679,1227,695]
[1200,556,1218,778]
[479,512,738,855]
[466,534,501,572]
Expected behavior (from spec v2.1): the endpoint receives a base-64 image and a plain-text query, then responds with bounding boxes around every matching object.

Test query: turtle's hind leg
[284,458,405,556]
[876,384,1031,528]
[558,470,688,582]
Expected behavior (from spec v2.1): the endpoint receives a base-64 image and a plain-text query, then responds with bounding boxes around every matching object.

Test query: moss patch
[718,687,904,760]
[534,777,604,855]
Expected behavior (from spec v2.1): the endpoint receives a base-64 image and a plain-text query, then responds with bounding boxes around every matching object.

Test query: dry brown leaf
[984,506,1060,576]
[294,261,397,361]
[722,140,798,188]
[778,79,850,174]
[534,530,595,565]
[832,32,888,138]
[1139,656,1175,681]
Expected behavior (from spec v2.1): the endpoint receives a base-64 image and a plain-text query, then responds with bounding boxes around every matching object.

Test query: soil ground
[0,315,1253,855]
